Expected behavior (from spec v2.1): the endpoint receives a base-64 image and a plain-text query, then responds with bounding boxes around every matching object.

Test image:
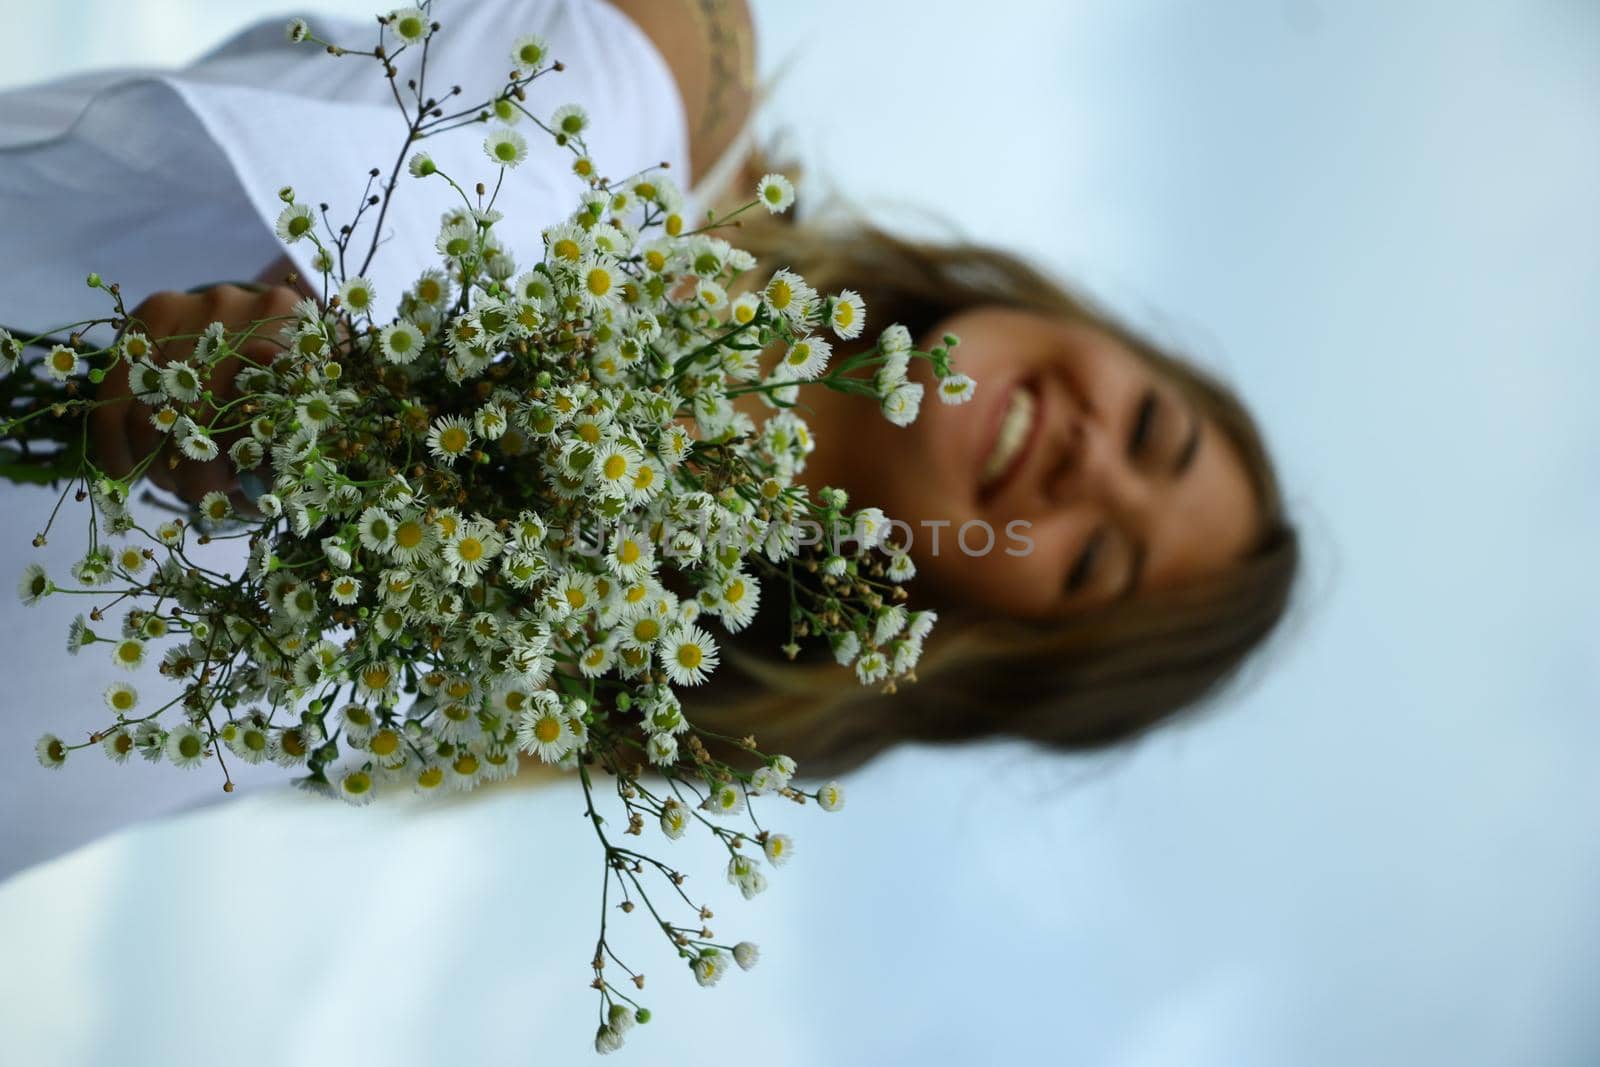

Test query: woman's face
[787,306,1264,620]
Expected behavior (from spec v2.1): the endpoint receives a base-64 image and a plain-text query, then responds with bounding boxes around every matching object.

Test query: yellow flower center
[617,540,641,564]
[603,454,627,480]
[370,730,400,757]
[439,426,469,454]
[676,644,703,669]
[586,268,613,296]
[456,537,484,562]
[633,618,660,642]
[535,716,562,743]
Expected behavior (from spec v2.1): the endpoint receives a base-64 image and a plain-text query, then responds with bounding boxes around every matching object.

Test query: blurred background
[2,1,1598,1064]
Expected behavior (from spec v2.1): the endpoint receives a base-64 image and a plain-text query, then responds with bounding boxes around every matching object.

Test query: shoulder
[599,0,755,189]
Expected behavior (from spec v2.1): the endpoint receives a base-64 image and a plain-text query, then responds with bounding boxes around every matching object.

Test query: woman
[22,0,1296,816]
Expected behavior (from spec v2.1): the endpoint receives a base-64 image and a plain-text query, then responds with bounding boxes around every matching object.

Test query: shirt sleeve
[0,0,691,340]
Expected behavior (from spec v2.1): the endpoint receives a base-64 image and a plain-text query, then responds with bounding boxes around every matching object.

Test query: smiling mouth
[978,379,1039,498]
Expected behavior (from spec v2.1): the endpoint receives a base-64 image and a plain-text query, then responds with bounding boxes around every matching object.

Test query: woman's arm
[601,0,757,194]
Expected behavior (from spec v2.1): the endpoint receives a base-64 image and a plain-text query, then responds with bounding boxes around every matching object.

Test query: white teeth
[980,384,1036,490]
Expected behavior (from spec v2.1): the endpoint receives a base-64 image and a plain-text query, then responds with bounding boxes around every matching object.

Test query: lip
[976,375,1044,508]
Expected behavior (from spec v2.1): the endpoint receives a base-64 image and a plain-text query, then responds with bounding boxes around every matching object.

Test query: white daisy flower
[551,103,589,141]
[779,335,832,380]
[425,414,474,464]
[228,437,264,471]
[605,529,654,581]
[44,345,79,382]
[379,320,424,363]
[101,728,135,763]
[165,724,207,769]
[484,127,528,168]
[328,573,362,605]
[516,692,573,764]
[733,942,760,970]
[275,203,315,243]
[511,34,550,71]
[590,441,640,500]
[160,361,202,402]
[701,780,745,817]
[817,780,846,812]
[886,551,917,582]
[436,218,478,260]
[386,6,430,42]
[749,764,787,795]
[822,290,865,342]
[727,854,765,897]
[356,507,395,553]
[936,372,976,404]
[881,380,925,427]
[763,269,817,327]
[111,637,145,671]
[714,571,760,632]
[729,291,762,327]
[756,172,796,214]
[763,833,795,866]
[660,798,689,839]
[336,276,377,317]
[18,563,49,605]
[473,401,509,440]
[577,254,621,312]
[645,732,679,767]
[854,649,889,684]
[36,734,67,769]
[408,152,437,178]
[338,769,377,805]
[691,949,729,988]
[177,427,219,462]
[444,520,503,581]
[198,490,231,527]
[660,624,718,686]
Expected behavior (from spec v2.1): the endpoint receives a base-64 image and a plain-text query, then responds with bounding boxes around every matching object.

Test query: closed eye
[1129,388,1158,458]
[1065,525,1105,595]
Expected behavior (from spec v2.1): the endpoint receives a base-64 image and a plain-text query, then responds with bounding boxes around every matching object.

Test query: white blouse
[0,0,696,340]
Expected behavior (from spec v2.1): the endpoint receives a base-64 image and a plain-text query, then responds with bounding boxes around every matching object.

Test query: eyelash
[1129,389,1158,458]
[1066,526,1104,595]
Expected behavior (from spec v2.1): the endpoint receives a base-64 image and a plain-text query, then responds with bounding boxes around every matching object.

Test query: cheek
[904,520,1060,616]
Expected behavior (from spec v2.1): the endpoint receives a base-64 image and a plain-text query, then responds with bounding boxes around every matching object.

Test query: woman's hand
[90,283,303,507]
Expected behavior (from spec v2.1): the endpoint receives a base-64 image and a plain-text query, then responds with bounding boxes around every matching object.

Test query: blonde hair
[663,178,1301,781]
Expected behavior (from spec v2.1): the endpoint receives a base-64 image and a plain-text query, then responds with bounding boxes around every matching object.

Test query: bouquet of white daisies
[0,3,974,1054]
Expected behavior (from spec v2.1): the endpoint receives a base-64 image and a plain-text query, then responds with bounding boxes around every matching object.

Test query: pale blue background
[1,2,1597,1065]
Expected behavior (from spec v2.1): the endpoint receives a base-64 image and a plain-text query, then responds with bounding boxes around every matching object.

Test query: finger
[90,353,136,480]
[173,457,236,505]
